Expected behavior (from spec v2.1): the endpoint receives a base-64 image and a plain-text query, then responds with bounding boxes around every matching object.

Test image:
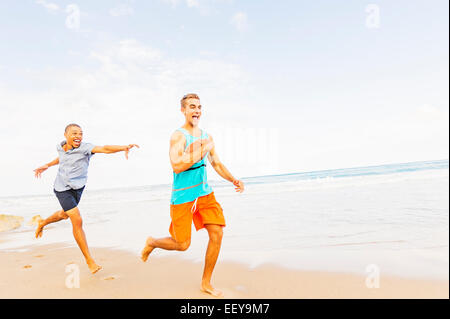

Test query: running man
[141,93,244,297]
[34,123,139,273]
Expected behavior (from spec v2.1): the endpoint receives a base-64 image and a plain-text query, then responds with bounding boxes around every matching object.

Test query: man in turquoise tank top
[141,93,244,298]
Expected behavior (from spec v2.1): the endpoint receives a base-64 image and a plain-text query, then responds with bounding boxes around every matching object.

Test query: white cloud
[230,11,248,32]
[186,0,200,8]
[91,39,162,65]
[160,0,235,16]
[36,0,59,13]
[162,0,180,8]
[109,4,134,17]
[4,38,446,197]
[35,1,85,32]
[0,39,250,196]
[161,0,207,10]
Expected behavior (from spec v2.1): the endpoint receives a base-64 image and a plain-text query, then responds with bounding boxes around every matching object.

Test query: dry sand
[0,244,448,299]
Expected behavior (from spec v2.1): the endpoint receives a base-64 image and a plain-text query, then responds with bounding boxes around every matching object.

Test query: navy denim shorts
[54,186,85,212]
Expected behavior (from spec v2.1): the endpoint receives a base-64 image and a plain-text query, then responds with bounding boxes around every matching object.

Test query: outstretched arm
[34,157,59,178]
[91,144,139,159]
[170,131,214,174]
[207,136,244,193]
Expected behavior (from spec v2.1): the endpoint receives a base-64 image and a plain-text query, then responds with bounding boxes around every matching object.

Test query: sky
[0,0,448,197]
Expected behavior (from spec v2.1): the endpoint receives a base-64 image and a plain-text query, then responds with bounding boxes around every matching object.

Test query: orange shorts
[169,192,225,243]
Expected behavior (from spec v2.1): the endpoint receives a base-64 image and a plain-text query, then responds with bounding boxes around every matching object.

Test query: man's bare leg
[141,236,190,262]
[35,210,68,238]
[201,224,224,298]
[66,207,101,274]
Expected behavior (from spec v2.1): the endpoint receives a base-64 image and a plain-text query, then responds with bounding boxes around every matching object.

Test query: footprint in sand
[34,254,44,258]
[102,276,117,281]
[23,265,32,269]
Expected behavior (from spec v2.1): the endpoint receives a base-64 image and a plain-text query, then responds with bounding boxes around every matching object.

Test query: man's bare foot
[201,282,224,298]
[87,260,102,274]
[35,219,45,239]
[141,237,155,262]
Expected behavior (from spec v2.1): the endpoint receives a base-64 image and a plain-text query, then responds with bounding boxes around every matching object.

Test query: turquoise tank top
[170,128,213,205]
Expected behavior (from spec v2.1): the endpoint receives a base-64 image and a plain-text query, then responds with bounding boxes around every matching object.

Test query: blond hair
[180,93,200,108]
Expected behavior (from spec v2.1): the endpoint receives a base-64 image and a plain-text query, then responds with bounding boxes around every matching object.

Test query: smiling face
[64,125,83,149]
[181,97,202,127]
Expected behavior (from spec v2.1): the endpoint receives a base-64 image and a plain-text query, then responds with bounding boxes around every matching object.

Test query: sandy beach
[0,243,447,299]
[1,163,448,299]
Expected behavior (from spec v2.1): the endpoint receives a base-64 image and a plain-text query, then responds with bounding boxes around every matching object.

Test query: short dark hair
[180,93,200,108]
[65,123,81,133]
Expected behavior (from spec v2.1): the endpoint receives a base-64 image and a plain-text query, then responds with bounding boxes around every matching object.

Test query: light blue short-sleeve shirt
[54,141,95,192]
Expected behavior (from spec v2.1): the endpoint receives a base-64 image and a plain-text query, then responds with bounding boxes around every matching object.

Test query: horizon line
[0,158,448,200]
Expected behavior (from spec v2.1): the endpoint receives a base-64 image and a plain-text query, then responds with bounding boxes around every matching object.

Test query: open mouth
[192,115,200,120]
[73,139,81,145]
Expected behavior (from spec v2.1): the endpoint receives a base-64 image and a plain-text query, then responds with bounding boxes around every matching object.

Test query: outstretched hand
[124,144,140,159]
[34,165,49,178]
[233,179,245,193]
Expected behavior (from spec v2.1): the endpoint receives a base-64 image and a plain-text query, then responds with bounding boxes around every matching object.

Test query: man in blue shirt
[140,94,244,297]
[33,123,139,274]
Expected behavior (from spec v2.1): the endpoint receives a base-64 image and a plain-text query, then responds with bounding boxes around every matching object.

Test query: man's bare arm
[33,157,59,178]
[207,136,244,193]
[170,131,214,174]
[92,144,139,159]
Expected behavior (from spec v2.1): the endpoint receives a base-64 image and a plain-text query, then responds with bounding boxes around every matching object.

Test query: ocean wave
[227,168,449,196]
[0,214,24,233]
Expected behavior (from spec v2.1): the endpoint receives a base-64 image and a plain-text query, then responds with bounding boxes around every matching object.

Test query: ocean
[1,159,448,280]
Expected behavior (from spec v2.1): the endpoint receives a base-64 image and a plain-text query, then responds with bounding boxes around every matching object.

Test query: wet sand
[0,244,448,299]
